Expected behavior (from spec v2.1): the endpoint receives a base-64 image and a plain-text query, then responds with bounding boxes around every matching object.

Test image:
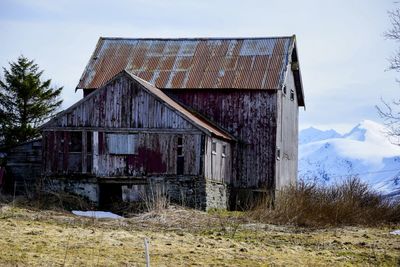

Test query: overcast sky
[0,0,398,133]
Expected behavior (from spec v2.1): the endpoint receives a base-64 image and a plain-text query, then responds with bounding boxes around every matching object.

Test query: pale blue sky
[0,0,398,133]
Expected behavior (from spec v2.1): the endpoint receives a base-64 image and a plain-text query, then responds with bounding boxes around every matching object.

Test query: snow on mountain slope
[299,120,400,197]
[299,127,342,145]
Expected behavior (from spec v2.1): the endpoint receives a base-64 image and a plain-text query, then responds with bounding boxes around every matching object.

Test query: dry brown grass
[250,177,400,227]
[0,203,399,266]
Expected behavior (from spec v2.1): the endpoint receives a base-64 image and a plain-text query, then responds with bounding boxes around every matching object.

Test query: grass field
[0,203,399,266]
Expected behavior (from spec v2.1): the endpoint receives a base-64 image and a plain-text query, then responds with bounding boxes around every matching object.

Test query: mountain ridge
[299,120,400,198]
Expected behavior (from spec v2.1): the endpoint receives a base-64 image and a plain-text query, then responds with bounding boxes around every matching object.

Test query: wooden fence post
[144,237,150,267]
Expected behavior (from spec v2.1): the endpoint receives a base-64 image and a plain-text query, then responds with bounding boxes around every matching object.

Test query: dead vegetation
[0,177,399,265]
[250,177,400,227]
[0,201,399,266]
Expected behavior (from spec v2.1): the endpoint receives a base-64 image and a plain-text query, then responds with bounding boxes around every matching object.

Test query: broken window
[177,136,184,175]
[222,144,226,158]
[106,133,138,155]
[69,132,82,152]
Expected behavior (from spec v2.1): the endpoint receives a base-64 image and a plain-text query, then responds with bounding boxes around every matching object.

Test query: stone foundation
[44,176,229,210]
[43,178,99,203]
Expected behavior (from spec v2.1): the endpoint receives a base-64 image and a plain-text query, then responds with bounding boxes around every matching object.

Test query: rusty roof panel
[77,37,294,90]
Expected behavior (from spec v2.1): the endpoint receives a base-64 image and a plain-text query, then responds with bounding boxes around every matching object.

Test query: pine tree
[0,56,63,147]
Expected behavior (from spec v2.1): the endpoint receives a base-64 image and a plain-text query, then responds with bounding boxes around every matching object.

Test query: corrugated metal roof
[125,71,233,141]
[77,37,294,91]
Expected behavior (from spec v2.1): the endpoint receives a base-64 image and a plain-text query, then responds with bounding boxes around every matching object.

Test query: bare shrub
[142,182,169,212]
[249,177,400,227]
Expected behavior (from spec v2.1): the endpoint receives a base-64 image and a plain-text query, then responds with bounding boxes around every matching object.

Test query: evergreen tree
[0,56,63,147]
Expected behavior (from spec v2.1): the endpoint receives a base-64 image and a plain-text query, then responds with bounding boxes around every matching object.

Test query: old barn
[14,36,305,210]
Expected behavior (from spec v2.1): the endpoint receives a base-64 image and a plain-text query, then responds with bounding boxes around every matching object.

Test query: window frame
[177,136,184,157]
[221,144,226,158]
[211,141,217,155]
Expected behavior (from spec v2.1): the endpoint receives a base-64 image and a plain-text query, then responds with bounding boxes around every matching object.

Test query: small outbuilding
[41,71,234,209]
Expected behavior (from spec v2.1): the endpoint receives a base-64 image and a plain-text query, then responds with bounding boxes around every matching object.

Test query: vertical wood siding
[204,136,232,183]
[42,75,215,178]
[47,75,196,130]
[275,70,298,190]
[166,90,277,189]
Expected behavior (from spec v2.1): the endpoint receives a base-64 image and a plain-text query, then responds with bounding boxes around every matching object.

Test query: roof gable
[77,37,294,91]
[44,70,233,141]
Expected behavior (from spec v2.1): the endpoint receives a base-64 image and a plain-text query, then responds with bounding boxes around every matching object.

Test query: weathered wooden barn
[40,36,305,210]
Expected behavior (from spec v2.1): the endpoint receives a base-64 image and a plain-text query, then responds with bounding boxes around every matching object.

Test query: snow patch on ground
[72,210,123,219]
[390,230,400,235]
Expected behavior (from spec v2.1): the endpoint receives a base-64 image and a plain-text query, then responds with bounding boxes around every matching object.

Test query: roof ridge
[100,36,295,41]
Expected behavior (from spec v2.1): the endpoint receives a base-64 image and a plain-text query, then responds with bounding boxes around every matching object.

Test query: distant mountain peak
[299,120,400,198]
[299,127,341,145]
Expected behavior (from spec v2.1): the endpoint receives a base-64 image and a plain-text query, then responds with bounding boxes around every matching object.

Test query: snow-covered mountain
[299,120,400,198]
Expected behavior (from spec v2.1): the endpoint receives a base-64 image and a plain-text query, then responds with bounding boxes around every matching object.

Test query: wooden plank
[82,130,87,174]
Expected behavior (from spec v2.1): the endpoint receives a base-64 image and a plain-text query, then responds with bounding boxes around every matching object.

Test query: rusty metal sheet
[77,37,294,91]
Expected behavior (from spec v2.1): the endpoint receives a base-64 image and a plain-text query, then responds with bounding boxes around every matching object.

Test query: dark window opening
[290,89,295,101]
[283,85,287,95]
[69,132,82,152]
[276,147,281,160]
[177,136,184,175]
[177,157,184,175]
[222,145,226,158]
[177,147,183,156]
[177,136,183,157]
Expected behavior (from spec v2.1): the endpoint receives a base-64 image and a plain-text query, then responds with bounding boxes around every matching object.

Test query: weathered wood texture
[92,132,203,177]
[166,90,277,189]
[204,137,231,183]
[6,139,42,186]
[275,69,299,190]
[42,74,231,181]
[47,75,197,130]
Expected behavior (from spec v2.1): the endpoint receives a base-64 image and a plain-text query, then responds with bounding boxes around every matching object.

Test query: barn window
[283,85,287,95]
[276,146,281,160]
[69,132,82,152]
[106,133,138,155]
[212,142,217,155]
[177,136,184,175]
[177,136,183,157]
[222,144,226,158]
[290,89,295,101]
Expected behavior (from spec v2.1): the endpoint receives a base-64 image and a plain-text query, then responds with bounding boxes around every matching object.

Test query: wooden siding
[166,90,277,189]
[92,132,203,177]
[276,69,299,190]
[47,75,197,130]
[204,137,232,183]
[6,139,42,189]
[42,74,230,179]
